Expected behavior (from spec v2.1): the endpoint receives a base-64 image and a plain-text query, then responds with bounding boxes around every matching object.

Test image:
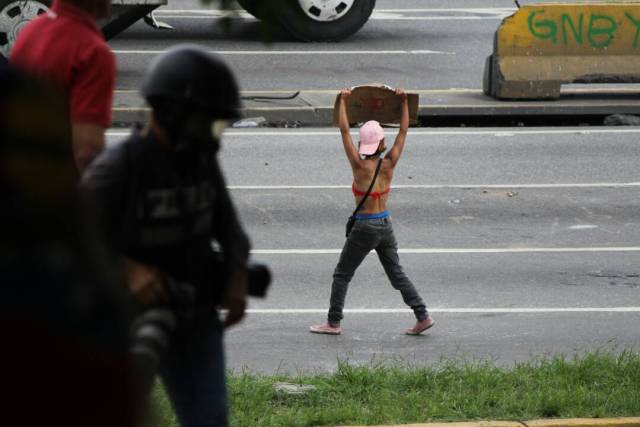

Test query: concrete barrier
[483,3,640,99]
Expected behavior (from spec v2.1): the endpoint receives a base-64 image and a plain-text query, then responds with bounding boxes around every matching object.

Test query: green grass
[153,351,640,427]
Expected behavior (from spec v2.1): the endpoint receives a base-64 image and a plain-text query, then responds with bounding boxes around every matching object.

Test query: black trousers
[328,217,428,325]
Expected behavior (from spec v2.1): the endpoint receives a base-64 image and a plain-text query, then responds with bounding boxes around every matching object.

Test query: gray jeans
[328,217,428,325]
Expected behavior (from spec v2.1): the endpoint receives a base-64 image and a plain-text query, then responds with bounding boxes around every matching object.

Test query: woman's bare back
[352,157,394,214]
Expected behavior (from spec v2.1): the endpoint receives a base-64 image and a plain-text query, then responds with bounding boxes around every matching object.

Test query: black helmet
[141,44,241,119]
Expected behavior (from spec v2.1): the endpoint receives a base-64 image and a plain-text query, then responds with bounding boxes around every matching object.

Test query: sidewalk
[344,418,640,427]
[112,87,640,127]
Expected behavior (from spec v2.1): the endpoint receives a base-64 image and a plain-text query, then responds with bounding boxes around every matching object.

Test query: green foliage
[152,351,640,427]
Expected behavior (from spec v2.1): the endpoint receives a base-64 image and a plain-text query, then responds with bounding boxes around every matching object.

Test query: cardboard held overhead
[332,84,419,126]
[483,3,640,99]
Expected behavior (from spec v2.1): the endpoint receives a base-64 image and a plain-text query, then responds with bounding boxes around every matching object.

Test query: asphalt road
[110,0,522,91]
[106,127,640,373]
[105,0,640,374]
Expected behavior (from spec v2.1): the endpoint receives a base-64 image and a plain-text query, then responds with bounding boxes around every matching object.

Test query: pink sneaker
[405,315,435,335]
[310,322,341,335]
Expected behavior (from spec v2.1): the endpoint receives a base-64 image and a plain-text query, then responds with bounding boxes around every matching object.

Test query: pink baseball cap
[358,120,385,155]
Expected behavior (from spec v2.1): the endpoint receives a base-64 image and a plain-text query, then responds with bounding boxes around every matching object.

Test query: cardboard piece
[332,84,419,126]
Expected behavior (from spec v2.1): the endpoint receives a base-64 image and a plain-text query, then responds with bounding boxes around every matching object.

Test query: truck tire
[0,0,51,59]
[276,0,375,42]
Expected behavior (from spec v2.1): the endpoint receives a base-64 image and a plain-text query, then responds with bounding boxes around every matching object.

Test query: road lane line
[219,129,640,136]
[114,88,482,94]
[374,8,515,13]
[229,183,640,190]
[158,8,515,14]
[155,8,514,20]
[114,88,638,94]
[107,128,640,137]
[112,49,454,55]
[156,15,507,21]
[250,247,640,255]
[246,307,640,314]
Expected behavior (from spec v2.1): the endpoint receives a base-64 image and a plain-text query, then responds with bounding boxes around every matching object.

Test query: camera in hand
[129,277,194,393]
[246,262,271,298]
[129,263,271,393]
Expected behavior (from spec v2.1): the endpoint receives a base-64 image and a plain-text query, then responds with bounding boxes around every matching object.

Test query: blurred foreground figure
[80,45,269,427]
[0,64,136,426]
[10,0,116,173]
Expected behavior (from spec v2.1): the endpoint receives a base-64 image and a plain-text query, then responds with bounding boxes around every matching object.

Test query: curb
[112,88,640,128]
[345,417,640,427]
[342,417,640,427]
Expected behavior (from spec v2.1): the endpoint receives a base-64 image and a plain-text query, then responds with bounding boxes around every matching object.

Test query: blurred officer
[310,88,434,336]
[10,0,115,173]
[79,45,252,427]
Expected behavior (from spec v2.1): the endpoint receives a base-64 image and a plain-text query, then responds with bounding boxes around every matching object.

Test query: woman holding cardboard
[310,88,433,336]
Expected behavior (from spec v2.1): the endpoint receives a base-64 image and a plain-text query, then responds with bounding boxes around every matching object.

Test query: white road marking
[250,247,640,255]
[229,183,640,190]
[112,49,454,55]
[218,129,640,137]
[115,88,637,94]
[158,8,515,13]
[154,8,514,20]
[156,14,507,21]
[570,225,599,230]
[107,128,640,137]
[373,8,516,14]
[246,307,640,314]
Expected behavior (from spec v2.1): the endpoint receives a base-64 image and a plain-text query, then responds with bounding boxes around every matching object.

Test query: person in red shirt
[10,0,115,173]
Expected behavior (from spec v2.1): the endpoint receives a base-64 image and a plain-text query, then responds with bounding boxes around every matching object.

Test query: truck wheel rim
[296,0,355,22]
[0,0,49,58]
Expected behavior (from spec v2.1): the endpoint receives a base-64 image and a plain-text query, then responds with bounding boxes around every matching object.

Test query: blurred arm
[72,123,105,173]
[210,159,251,327]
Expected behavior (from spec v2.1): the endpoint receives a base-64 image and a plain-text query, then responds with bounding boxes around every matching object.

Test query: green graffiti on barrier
[528,10,557,42]
[625,12,640,48]
[588,14,617,48]
[527,9,640,48]
[561,13,583,45]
